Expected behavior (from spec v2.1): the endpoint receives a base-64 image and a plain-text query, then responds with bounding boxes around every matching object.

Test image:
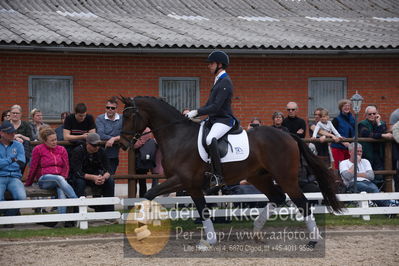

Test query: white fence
[1,192,399,229]
[0,197,120,229]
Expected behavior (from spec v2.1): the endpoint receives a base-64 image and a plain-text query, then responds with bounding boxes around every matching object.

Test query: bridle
[120,98,185,149]
[120,99,146,148]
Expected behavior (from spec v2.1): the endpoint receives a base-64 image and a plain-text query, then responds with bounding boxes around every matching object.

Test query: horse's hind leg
[247,174,286,233]
[277,177,321,247]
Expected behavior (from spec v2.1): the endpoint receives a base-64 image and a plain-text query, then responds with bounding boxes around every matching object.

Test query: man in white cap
[69,133,115,212]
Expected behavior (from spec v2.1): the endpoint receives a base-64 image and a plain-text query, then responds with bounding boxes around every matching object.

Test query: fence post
[128,149,137,199]
[79,196,88,229]
[359,191,370,221]
[384,141,393,192]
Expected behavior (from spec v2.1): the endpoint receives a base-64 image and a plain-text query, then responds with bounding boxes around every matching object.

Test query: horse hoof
[306,241,317,249]
[196,239,212,251]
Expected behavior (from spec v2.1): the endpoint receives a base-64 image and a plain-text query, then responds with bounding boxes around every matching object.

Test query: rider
[186,50,237,190]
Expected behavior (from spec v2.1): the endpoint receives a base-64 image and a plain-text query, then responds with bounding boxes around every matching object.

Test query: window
[159,77,200,112]
[29,76,73,120]
[308,78,347,118]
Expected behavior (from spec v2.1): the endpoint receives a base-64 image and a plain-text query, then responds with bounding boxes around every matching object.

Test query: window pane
[30,76,73,120]
[160,78,199,112]
[308,78,346,118]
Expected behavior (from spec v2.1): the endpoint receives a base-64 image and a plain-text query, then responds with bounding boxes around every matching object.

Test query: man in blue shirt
[0,121,26,227]
[96,97,122,175]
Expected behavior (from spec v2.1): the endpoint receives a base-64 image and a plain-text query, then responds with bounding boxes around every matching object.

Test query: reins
[121,100,187,148]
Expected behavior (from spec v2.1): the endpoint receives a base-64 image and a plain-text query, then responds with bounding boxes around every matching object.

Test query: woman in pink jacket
[26,127,77,214]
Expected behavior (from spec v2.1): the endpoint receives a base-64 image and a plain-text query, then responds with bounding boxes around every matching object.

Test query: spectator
[0,121,26,228]
[309,108,331,166]
[9,105,33,174]
[96,97,122,175]
[247,118,262,130]
[271,112,289,132]
[339,143,397,207]
[389,108,399,192]
[55,112,70,141]
[298,156,320,193]
[70,133,115,213]
[63,103,96,155]
[134,127,157,197]
[30,108,49,141]
[359,105,392,187]
[1,110,10,122]
[25,127,77,223]
[282,102,306,138]
[331,99,355,169]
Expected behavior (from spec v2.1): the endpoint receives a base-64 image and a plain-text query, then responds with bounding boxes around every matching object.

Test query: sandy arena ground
[1,226,398,265]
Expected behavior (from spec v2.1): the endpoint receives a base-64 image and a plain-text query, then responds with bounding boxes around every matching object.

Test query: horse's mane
[121,95,191,122]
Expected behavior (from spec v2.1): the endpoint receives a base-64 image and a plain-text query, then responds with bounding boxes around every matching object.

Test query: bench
[4,184,102,200]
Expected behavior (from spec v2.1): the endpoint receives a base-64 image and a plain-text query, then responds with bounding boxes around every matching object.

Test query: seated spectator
[63,103,96,154]
[30,108,49,141]
[359,105,392,187]
[0,121,26,228]
[96,97,122,175]
[55,112,70,141]
[298,156,320,193]
[282,102,306,138]
[1,110,10,122]
[247,118,262,130]
[9,105,33,173]
[339,143,397,207]
[331,99,354,169]
[25,127,77,222]
[70,133,115,212]
[226,180,265,208]
[271,112,289,132]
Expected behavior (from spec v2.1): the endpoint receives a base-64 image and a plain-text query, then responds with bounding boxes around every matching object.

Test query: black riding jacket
[197,73,236,126]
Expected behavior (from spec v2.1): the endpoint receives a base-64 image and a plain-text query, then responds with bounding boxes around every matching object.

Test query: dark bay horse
[119,96,341,249]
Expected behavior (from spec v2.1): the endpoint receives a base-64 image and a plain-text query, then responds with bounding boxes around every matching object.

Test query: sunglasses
[367,113,377,116]
[90,143,100,147]
[287,109,296,111]
[105,106,116,110]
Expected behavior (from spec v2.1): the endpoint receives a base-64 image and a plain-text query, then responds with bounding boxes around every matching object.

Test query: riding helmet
[207,50,229,66]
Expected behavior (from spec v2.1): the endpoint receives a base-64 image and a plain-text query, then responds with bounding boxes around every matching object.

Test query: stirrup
[205,172,225,189]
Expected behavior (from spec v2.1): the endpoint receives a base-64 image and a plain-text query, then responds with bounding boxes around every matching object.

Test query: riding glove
[186,110,198,119]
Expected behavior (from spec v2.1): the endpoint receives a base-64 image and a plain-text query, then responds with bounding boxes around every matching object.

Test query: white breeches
[206,123,233,145]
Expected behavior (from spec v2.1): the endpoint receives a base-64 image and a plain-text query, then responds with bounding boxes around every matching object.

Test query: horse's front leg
[144,175,183,200]
[190,192,217,250]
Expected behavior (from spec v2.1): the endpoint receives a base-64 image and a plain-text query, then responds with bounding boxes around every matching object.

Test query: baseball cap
[86,133,101,145]
[0,121,16,133]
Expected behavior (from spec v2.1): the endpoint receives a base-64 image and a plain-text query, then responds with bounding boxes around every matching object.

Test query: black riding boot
[205,138,224,192]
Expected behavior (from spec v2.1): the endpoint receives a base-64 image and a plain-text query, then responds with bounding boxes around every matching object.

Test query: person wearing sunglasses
[282,102,306,138]
[359,105,392,188]
[96,97,123,175]
[69,133,115,215]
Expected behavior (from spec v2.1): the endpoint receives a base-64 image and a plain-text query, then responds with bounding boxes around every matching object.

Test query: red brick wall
[1,53,398,176]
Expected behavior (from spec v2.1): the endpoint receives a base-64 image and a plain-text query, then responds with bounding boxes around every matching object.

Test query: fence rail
[1,192,399,229]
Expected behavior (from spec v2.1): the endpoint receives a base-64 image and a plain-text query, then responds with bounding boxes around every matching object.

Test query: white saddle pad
[197,122,250,163]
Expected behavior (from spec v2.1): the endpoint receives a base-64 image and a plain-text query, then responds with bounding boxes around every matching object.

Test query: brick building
[0,0,398,175]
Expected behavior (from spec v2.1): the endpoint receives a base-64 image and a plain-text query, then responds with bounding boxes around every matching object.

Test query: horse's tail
[291,134,342,213]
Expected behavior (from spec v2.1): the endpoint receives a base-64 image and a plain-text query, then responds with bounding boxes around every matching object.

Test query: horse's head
[119,96,149,150]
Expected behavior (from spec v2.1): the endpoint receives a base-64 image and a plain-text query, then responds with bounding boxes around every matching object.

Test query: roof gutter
[0,45,398,55]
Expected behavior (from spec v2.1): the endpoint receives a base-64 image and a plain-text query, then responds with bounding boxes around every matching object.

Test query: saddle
[201,120,243,158]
